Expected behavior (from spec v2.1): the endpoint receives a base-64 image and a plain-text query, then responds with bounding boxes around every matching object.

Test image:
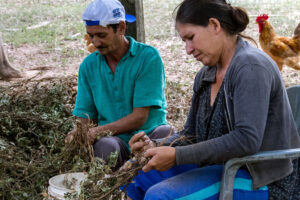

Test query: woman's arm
[175,64,272,166]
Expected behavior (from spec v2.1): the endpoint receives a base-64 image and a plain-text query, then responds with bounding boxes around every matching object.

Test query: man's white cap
[82,0,136,27]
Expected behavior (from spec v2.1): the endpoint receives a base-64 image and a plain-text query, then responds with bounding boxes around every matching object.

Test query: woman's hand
[129,132,155,155]
[142,146,176,172]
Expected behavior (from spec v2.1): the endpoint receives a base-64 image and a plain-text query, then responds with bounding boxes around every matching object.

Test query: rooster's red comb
[256,14,269,23]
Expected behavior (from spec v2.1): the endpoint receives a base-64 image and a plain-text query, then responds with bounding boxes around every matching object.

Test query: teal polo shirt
[73,36,167,148]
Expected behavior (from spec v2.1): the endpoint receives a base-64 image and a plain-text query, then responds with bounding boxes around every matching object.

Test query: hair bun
[231,6,249,33]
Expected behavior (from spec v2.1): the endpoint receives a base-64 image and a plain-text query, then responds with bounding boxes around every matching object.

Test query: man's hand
[142,146,176,172]
[65,126,100,145]
[129,132,155,155]
[86,127,99,145]
[65,128,76,144]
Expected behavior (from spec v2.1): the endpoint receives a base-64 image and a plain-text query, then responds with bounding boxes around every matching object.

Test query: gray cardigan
[161,37,300,189]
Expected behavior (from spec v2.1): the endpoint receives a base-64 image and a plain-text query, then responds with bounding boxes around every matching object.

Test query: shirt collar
[125,36,137,57]
[202,66,217,83]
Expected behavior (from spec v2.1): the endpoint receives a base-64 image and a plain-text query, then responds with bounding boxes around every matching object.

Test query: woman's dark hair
[175,0,256,44]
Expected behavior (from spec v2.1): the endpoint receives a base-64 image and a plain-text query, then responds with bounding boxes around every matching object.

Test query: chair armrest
[219,148,300,200]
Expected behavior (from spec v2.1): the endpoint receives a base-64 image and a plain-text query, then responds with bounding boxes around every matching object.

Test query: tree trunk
[120,0,145,43]
[0,34,21,79]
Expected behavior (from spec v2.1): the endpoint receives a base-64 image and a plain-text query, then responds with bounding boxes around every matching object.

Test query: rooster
[294,22,300,36]
[256,14,300,71]
[84,34,97,53]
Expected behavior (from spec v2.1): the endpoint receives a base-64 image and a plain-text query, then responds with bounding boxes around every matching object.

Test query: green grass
[0,1,87,46]
[143,0,182,40]
[0,0,89,63]
[231,0,300,36]
[142,0,300,40]
[1,0,299,47]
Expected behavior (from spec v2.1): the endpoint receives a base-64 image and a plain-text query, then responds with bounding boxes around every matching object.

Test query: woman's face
[176,22,221,66]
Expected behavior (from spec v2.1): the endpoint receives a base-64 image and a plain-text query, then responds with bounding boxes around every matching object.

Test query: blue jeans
[125,165,268,200]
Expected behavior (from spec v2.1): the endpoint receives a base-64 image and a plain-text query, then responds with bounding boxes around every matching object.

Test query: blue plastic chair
[219,85,300,200]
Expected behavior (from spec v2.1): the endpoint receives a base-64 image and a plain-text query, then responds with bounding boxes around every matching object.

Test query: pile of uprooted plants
[0,77,153,200]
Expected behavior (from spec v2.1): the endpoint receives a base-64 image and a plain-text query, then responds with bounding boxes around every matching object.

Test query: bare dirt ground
[2,35,299,87]
[0,42,84,84]
[2,35,299,130]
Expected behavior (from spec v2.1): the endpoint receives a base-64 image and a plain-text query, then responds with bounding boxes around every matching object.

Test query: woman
[126,0,300,199]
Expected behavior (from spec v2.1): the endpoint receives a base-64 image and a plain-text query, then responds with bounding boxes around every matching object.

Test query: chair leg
[219,163,243,200]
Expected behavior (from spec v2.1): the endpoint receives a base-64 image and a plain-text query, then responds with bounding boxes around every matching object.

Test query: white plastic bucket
[48,172,87,200]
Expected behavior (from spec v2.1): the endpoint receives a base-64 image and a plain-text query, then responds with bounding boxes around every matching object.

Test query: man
[66,0,170,169]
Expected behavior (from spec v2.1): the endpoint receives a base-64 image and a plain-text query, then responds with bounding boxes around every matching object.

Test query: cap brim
[85,20,100,26]
[125,14,136,23]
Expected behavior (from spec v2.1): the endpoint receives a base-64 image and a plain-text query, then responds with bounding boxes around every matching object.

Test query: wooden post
[0,34,21,79]
[120,0,145,43]
[135,0,145,43]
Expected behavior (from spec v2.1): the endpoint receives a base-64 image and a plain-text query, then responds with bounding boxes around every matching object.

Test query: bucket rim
[48,172,87,191]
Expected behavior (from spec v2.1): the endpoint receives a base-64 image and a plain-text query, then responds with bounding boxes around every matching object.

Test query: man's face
[86,25,121,56]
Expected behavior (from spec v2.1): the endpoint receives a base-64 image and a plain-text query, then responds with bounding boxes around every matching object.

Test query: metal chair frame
[219,85,300,200]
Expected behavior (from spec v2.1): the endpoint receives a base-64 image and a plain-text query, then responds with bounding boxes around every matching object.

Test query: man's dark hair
[108,24,119,33]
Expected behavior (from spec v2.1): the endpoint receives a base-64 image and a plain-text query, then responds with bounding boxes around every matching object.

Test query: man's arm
[66,107,150,144]
[90,107,150,134]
